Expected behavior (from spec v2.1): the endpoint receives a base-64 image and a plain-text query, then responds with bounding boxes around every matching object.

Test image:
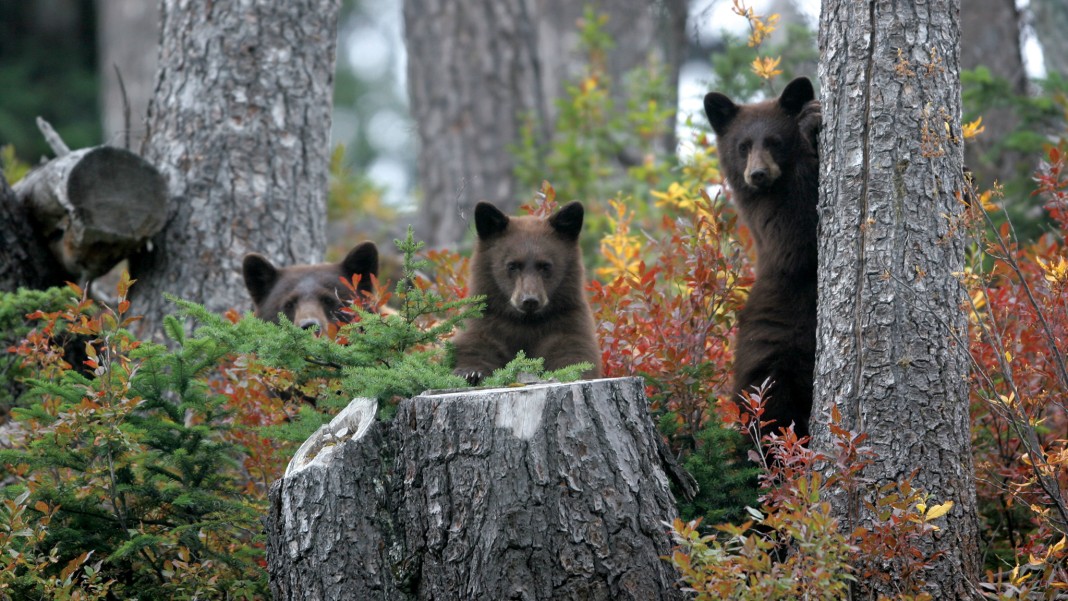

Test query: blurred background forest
[4,0,1065,250]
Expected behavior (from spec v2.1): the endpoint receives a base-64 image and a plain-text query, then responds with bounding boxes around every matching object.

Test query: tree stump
[266,377,685,601]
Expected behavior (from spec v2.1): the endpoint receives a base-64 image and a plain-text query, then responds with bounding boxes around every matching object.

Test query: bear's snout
[744,147,782,189]
[509,278,548,315]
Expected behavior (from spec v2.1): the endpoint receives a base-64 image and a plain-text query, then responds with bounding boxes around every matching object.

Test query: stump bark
[266,377,684,601]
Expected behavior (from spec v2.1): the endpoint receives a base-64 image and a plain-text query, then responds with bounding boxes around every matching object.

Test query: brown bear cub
[703,76,821,440]
[242,241,379,331]
[452,201,602,384]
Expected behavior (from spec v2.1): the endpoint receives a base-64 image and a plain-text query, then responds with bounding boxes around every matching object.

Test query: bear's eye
[738,140,752,154]
[765,136,782,149]
[283,299,297,314]
[535,261,552,274]
[506,261,521,274]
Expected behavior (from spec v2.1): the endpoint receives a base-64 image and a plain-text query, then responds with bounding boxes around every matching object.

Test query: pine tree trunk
[266,378,684,601]
[403,0,547,249]
[814,1,981,599]
[403,0,684,248]
[130,0,340,339]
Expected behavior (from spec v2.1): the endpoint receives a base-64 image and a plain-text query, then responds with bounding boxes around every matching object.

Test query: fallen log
[266,377,686,601]
[11,118,167,283]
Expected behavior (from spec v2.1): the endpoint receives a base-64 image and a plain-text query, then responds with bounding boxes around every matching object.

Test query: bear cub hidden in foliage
[242,241,379,331]
[452,201,602,384]
[703,76,821,440]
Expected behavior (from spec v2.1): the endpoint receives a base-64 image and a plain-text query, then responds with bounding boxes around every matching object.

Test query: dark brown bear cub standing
[452,201,602,384]
[242,241,379,330]
[703,76,821,439]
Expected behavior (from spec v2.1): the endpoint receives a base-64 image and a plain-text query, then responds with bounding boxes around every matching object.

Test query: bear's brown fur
[703,76,821,439]
[242,242,378,331]
[452,201,602,383]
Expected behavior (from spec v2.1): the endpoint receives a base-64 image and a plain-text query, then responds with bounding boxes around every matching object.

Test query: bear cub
[703,76,821,439]
[242,241,379,331]
[452,201,602,384]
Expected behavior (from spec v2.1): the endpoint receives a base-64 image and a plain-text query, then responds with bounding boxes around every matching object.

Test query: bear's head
[242,241,378,331]
[703,76,815,191]
[471,200,585,319]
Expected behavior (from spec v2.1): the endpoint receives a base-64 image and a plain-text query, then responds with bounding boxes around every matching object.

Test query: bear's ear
[474,202,510,240]
[779,77,815,115]
[703,92,738,136]
[549,201,584,240]
[341,241,379,288]
[242,253,279,307]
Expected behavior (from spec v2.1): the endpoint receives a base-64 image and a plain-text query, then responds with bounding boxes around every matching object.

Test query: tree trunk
[1030,0,1068,79]
[960,0,1028,189]
[266,378,684,601]
[130,0,340,340]
[403,0,684,248]
[814,1,980,599]
[97,0,160,149]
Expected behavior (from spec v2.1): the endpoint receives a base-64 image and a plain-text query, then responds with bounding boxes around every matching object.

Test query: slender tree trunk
[814,1,980,599]
[1030,0,1068,79]
[130,0,340,339]
[97,0,160,149]
[403,0,684,248]
[267,378,684,600]
[960,0,1027,188]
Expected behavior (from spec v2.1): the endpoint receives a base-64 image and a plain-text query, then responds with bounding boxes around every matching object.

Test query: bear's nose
[749,168,769,186]
[299,318,322,331]
[519,295,541,313]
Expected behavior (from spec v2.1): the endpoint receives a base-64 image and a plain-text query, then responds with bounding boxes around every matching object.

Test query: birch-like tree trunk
[813,1,980,599]
[130,0,340,339]
[267,378,684,600]
[403,0,685,248]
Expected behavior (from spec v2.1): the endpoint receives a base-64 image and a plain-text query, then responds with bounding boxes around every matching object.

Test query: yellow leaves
[977,189,1000,213]
[732,0,779,47]
[596,199,642,281]
[651,182,690,209]
[1036,254,1068,287]
[731,0,781,80]
[962,116,985,140]
[751,56,783,80]
[921,500,954,521]
[912,498,954,530]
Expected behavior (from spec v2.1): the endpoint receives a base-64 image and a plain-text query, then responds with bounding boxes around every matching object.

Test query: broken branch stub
[267,377,685,601]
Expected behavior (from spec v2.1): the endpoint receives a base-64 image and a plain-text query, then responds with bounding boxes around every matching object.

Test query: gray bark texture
[814,1,981,599]
[97,0,160,149]
[266,378,684,601]
[129,0,340,340]
[403,0,685,248]
[960,0,1028,188]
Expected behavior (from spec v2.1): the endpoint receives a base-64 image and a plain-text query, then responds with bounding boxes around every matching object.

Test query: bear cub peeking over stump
[452,201,602,384]
[242,241,379,331]
[703,76,821,440]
